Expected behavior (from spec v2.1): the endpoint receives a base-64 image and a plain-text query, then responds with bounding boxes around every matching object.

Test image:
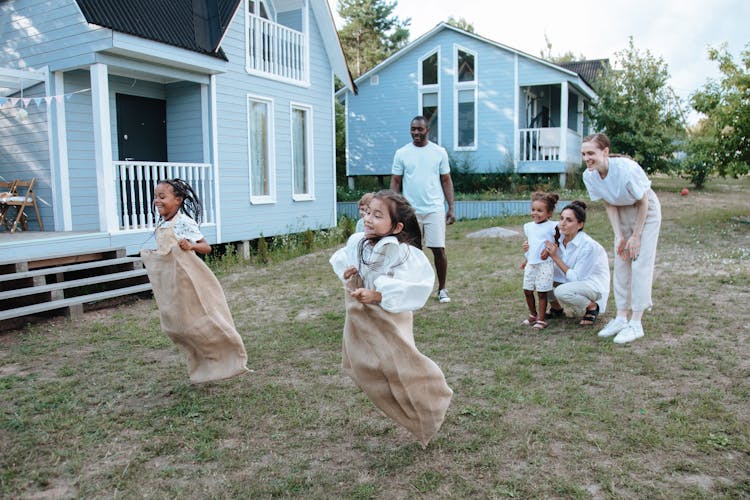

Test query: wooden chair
[0,179,18,230]
[0,178,43,233]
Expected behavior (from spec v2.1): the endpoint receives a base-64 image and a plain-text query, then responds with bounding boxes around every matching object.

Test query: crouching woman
[545,200,610,327]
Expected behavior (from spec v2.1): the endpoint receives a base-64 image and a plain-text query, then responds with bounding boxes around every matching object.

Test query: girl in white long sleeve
[330,190,452,448]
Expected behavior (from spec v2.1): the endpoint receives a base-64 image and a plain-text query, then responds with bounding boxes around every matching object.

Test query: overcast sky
[327,0,750,123]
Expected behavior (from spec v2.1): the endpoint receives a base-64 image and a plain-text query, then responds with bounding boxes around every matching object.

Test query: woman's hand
[343,266,359,279]
[616,236,628,261]
[544,240,558,258]
[350,288,382,305]
[624,234,641,261]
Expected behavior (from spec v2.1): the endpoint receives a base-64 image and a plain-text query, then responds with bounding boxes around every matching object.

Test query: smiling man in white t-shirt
[390,116,455,303]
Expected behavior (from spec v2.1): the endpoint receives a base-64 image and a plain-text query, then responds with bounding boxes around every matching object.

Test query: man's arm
[440,173,455,224]
[390,174,403,193]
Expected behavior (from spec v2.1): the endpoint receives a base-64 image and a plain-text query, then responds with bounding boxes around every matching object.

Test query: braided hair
[157,178,203,224]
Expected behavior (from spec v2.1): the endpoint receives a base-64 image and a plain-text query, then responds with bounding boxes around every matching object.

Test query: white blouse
[583,156,651,206]
[330,233,435,313]
[157,212,204,242]
[553,231,611,313]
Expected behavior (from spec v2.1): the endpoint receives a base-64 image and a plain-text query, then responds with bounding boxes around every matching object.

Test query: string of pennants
[0,88,91,109]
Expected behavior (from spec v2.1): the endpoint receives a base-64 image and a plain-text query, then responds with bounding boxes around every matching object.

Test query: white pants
[612,189,661,312]
[551,281,600,315]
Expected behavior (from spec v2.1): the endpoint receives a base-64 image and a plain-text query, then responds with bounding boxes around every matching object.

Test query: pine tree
[337,0,410,78]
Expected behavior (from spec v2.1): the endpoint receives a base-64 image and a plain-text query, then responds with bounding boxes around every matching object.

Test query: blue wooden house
[337,23,604,187]
[0,0,354,259]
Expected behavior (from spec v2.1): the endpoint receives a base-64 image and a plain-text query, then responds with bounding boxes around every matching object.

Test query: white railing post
[247,15,305,83]
[113,161,214,231]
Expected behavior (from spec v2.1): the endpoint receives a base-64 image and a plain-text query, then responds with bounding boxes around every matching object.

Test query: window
[248,96,275,203]
[454,46,477,150]
[248,0,269,18]
[418,49,440,143]
[291,104,314,200]
[457,90,475,148]
[457,49,475,82]
[421,92,439,143]
[421,52,438,85]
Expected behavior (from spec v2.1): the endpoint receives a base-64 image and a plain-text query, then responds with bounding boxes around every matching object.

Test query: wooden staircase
[0,248,152,330]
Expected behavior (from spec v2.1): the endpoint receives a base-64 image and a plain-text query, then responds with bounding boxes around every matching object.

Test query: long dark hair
[357,190,422,271]
[554,200,587,245]
[157,178,203,223]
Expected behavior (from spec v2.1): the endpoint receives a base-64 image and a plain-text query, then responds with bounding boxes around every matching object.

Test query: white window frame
[418,47,441,144]
[247,94,276,204]
[454,44,478,151]
[290,102,314,201]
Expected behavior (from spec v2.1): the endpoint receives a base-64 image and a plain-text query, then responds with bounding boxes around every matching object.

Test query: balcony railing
[519,127,584,164]
[114,161,215,232]
[519,128,561,162]
[247,15,306,82]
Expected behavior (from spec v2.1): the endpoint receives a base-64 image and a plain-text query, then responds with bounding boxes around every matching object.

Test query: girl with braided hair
[141,179,249,383]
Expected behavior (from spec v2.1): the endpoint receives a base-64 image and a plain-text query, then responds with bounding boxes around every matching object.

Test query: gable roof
[557,59,609,88]
[338,22,594,98]
[75,0,243,60]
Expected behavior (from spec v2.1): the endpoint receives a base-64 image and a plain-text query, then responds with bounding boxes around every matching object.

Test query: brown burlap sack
[342,275,453,447]
[141,242,249,384]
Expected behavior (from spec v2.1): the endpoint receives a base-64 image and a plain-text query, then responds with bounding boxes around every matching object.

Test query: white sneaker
[597,317,628,338]
[613,322,644,344]
[437,289,451,303]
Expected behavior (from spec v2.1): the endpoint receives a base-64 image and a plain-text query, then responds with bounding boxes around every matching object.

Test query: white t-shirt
[552,231,610,313]
[157,212,204,242]
[523,219,558,265]
[330,233,435,313]
[392,141,450,215]
[583,156,651,206]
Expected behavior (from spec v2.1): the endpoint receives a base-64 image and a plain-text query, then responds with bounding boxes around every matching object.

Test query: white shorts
[523,260,554,292]
[417,210,446,248]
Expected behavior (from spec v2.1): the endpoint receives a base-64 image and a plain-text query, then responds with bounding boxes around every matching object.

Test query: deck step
[0,283,153,322]
[0,269,149,300]
[0,247,153,326]
[0,256,143,283]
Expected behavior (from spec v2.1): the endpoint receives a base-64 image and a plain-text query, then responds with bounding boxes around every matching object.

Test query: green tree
[539,35,584,63]
[337,0,410,78]
[446,16,474,33]
[688,43,750,181]
[588,37,684,174]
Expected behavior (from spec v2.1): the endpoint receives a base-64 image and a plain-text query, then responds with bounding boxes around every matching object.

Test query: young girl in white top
[582,133,662,344]
[141,179,249,383]
[354,192,374,233]
[520,191,559,330]
[330,190,452,447]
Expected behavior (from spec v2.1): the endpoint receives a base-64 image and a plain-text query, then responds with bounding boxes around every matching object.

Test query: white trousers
[612,189,661,312]
[551,281,600,315]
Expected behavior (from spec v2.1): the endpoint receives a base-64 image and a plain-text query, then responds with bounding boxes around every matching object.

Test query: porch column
[52,71,72,230]
[559,82,569,188]
[577,96,585,135]
[559,81,568,160]
[90,63,118,232]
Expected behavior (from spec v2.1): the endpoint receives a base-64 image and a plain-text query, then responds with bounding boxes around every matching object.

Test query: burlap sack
[141,241,249,384]
[342,275,453,447]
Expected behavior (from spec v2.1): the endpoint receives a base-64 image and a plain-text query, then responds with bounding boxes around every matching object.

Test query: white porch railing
[114,161,215,231]
[247,15,306,82]
[519,127,561,161]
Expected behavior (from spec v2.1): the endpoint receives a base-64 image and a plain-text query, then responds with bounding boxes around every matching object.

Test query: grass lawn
[1,176,749,498]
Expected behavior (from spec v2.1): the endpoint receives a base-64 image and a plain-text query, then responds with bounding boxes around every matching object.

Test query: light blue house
[338,23,603,187]
[0,0,354,259]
